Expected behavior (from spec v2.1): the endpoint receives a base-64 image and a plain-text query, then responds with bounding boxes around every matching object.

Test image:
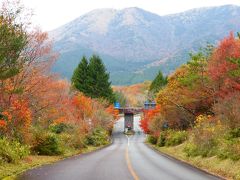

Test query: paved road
[18,116,222,180]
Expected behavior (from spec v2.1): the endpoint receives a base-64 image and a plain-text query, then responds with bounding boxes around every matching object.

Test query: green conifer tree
[72,55,115,103]
[88,55,115,102]
[71,56,89,94]
[149,71,168,95]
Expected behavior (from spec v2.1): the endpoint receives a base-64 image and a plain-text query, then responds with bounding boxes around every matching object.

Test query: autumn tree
[208,32,240,129]
[140,105,161,134]
[208,32,240,98]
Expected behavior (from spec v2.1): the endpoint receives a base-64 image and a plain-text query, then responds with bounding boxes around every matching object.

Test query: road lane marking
[125,145,140,180]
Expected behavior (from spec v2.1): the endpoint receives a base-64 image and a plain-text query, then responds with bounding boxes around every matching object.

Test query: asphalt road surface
[18,115,222,180]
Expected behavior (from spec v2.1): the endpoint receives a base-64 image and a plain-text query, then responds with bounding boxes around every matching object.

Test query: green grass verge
[148,143,240,180]
[0,145,109,180]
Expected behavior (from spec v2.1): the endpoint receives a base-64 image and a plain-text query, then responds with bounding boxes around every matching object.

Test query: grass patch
[149,142,240,180]
[0,144,110,180]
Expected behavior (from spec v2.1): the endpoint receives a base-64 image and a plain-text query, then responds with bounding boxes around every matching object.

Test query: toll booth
[124,112,134,132]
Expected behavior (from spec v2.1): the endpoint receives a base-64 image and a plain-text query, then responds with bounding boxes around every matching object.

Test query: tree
[0,0,28,80]
[71,55,115,103]
[179,52,209,88]
[71,56,89,94]
[208,32,240,98]
[149,71,167,95]
[140,105,161,134]
[87,55,115,102]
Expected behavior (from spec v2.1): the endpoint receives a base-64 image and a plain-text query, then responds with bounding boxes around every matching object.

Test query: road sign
[114,102,120,109]
[144,101,156,109]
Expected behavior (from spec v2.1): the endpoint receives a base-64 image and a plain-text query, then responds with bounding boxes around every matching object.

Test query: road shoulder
[145,142,230,180]
[1,142,113,180]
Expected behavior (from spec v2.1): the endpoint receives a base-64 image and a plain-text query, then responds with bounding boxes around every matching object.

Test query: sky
[19,0,240,31]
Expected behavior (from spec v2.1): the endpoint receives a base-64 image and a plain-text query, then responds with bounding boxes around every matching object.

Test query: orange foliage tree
[140,105,161,134]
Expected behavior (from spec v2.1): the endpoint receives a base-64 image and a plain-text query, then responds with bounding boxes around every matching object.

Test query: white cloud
[20,0,240,31]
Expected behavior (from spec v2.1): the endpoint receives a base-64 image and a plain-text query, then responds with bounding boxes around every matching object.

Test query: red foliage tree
[140,105,161,134]
[208,32,240,98]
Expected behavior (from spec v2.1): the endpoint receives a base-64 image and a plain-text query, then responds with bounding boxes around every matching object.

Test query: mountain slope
[50,5,240,85]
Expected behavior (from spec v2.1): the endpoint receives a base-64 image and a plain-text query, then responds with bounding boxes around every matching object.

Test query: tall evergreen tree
[71,56,89,94]
[88,55,115,102]
[72,55,115,103]
[149,71,168,95]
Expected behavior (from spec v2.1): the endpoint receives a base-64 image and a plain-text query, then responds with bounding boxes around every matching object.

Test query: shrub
[188,115,221,157]
[165,130,187,146]
[184,143,199,157]
[213,92,240,129]
[59,130,86,149]
[50,123,70,134]
[226,128,240,139]
[157,133,166,147]
[0,137,30,163]
[32,133,63,155]
[147,135,158,145]
[84,127,109,147]
[218,134,240,161]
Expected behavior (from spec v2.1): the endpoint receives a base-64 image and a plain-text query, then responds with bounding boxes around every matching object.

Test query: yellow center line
[125,138,140,180]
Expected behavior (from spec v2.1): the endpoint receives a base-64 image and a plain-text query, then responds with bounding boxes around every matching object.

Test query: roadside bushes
[226,128,240,139]
[0,138,30,163]
[84,127,110,147]
[157,130,187,147]
[184,130,240,160]
[32,131,63,156]
[147,130,188,147]
[164,130,187,147]
[184,119,240,160]
[59,130,86,149]
[50,123,70,134]
[183,115,220,157]
[217,140,240,161]
[147,135,158,145]
[217,128,240,161]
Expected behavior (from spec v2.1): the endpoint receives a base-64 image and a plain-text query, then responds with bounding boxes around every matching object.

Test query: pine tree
[72,55,115,103]
[88,55,115,102]
[71,56,89,95]
[149,71,167,95]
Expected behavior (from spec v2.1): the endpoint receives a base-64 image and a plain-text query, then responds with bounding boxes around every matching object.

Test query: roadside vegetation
[141,32,240,179]
[0,1,118,179]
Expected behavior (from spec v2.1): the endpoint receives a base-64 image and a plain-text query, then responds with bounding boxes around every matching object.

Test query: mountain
[49,5,240,85]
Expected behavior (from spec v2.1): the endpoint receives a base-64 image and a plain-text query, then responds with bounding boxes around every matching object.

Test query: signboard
[144,101,156,109]
[114,102,120,109]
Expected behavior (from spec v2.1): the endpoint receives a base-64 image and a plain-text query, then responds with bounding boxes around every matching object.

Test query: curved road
[18,116,221,180]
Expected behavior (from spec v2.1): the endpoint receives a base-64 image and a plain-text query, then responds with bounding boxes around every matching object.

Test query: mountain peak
[51,5,240,85]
